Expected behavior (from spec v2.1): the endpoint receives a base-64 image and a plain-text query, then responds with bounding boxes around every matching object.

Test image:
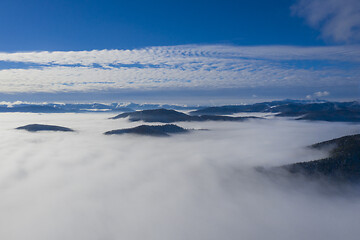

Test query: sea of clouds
[0,112,359,240]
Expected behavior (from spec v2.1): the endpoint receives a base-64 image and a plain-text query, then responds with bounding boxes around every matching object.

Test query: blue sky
[0,0,322,51]
[0,0,359,103]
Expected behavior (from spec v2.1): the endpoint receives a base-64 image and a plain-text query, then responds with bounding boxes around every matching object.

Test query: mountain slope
[281,134,360,182]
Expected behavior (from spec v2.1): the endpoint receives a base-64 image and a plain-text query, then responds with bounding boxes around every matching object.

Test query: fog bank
[0,113,359,240]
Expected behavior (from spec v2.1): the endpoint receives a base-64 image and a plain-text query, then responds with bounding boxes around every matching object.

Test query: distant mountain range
[111,109,260,123]
[190,100,360,122]
[16,124,74,132]
[2,99,360,122]
[0,102,200,113]
[0,103,131,113]
[104,124,189,137]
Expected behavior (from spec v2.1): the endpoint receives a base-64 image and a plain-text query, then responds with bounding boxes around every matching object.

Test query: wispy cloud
[314,91,330,97]
[292,0,360,43]
[306,91,330,99]
[0,44,358,93]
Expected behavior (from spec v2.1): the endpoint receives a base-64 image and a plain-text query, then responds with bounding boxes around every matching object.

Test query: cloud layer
[0,44,358,93]
[292,0,360,43]
[0,113,359,240]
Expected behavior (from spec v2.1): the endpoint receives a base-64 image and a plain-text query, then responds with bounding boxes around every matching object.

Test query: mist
[0,112,359,240]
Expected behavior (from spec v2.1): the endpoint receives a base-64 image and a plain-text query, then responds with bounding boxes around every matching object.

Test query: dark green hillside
[282,134,360,182]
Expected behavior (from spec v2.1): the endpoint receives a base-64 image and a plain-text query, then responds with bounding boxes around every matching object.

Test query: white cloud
[292,0,360,43]
[0,113,359,240]
[306,91,330,99]
[0,45,358,93]
[314,91,330,97]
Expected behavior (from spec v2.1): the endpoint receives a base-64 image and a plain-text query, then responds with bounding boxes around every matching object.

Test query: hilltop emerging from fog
[111,109,260,123]
[16,124,74,132]
[104,124,189,137]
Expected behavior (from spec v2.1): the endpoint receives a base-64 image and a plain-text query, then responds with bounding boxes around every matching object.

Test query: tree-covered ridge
[282,134,360,182]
